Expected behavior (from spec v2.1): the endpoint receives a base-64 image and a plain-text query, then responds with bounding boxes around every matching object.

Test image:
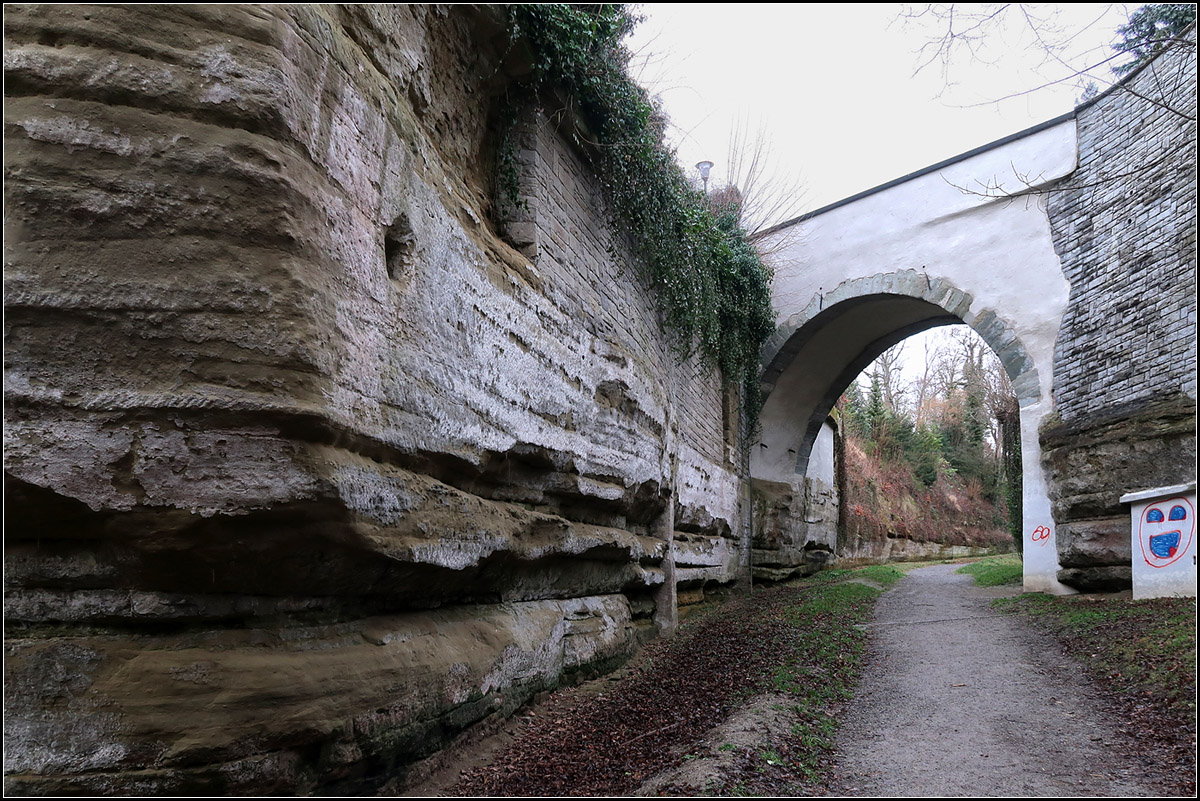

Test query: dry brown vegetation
[841,436,1012,549]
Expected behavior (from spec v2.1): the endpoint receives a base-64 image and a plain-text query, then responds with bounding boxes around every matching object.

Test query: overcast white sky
[624,3,1136,389]
[626,3,1133,217]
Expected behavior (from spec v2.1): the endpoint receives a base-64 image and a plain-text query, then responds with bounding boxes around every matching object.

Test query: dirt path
[397,565,1180,797]
[825,563,1157,797]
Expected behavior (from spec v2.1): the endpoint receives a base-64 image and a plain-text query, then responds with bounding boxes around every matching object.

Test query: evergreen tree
[866,369,885,442]
[1113,4,1197,75]
[840,380,869,438]
[905,424,944,487]
[998,396,1023,552]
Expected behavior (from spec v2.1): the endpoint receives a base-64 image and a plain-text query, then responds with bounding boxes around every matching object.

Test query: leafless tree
[898,4,1195,121]
[873,339,911,416]
[981,351,1019,459]
[912,335,939,426]
[722,117,809,242]
[899,327,1016,445]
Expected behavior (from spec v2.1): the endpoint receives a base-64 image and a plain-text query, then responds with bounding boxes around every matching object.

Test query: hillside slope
[840,434,1013,558]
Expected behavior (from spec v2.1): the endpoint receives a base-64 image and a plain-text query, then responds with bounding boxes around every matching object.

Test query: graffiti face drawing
[1138,497,1195,568]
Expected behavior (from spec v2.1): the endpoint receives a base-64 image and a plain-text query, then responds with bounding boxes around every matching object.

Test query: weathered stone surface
[673,532,741,588]
[3,5,742,793]
[747,475,846,581]
[1055,566,1134,593]
[803,475,840,550]
[1047,48,1197,426]
[3,464,667,608]
[751,480,800,542]
[4,3,1195,792]
[750,478,810,569]
[1040,396,1197,520]
[5,595,634,795]
[1055,517,1133,569]
[1040,394,1196,586]
[1041,42,1197,589]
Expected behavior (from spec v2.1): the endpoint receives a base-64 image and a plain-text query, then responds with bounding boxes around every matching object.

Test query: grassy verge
[955,553,1023,586]
[994,592,1196,795]
[802,564,908,586]
[697,568,902,795]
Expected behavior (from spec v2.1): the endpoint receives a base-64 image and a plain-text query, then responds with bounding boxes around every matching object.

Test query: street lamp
[696,160,714,193]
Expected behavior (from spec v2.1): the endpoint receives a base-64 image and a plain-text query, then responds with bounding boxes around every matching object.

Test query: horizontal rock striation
[1039,394,1197,590]
[750,478,834,581]
[3,5,741,793]
[6,596,635,795]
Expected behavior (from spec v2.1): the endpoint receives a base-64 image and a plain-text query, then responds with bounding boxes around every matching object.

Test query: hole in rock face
[384,214,416,281]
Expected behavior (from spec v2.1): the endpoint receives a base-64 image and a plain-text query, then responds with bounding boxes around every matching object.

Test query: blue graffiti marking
[1149,531,1181,559]
[1147,508,1165,523]
[1169,505,1187,521]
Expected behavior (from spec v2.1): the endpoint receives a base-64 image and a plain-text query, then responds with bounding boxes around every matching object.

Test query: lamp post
[696,160,714,193]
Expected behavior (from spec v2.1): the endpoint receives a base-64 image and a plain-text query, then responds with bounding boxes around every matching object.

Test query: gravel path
[827,564,1158,797]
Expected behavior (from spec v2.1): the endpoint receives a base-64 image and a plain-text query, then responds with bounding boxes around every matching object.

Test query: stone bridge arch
[757,270,1040,479]
[751,117,1082,593]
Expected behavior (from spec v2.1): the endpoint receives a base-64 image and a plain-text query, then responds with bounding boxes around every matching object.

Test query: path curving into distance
[827,563,1159,797]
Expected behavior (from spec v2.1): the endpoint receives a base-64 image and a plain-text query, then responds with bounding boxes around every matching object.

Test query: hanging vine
[498,5,775,425]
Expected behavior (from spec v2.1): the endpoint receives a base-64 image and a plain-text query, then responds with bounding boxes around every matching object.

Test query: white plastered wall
[757,119,1080,593]
[806,421,836,486]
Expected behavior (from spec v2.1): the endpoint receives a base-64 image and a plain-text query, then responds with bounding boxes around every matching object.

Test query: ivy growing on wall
[500,4,775,416]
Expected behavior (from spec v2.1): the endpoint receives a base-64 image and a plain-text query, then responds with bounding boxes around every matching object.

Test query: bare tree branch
[713,117,809,262]
[942,145,1183,202]
[898,3,1195,119]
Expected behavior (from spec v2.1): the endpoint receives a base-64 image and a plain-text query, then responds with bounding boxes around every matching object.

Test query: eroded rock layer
[3,5,741,792]
[1040,395,1197,591]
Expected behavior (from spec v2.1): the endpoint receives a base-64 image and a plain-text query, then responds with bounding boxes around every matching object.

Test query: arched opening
[749,272,1067,592]
[837,325,1023,559]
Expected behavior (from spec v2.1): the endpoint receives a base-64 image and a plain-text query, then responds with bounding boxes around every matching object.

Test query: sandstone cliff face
[4,6,741,793]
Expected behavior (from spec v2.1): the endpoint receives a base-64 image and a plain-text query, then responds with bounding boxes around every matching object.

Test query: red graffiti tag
[1031,525,1051,546]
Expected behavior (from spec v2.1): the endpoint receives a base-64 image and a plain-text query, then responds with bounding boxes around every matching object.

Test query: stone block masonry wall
[1047,48,1197,420]
[503,108,742,594]
[505,109,732,479]
[1042,43,1197,590]
[3,5,741,794]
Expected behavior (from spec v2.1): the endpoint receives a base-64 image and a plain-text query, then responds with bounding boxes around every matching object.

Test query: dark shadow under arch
[755,271,1039,477]
[789,312,959,474]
